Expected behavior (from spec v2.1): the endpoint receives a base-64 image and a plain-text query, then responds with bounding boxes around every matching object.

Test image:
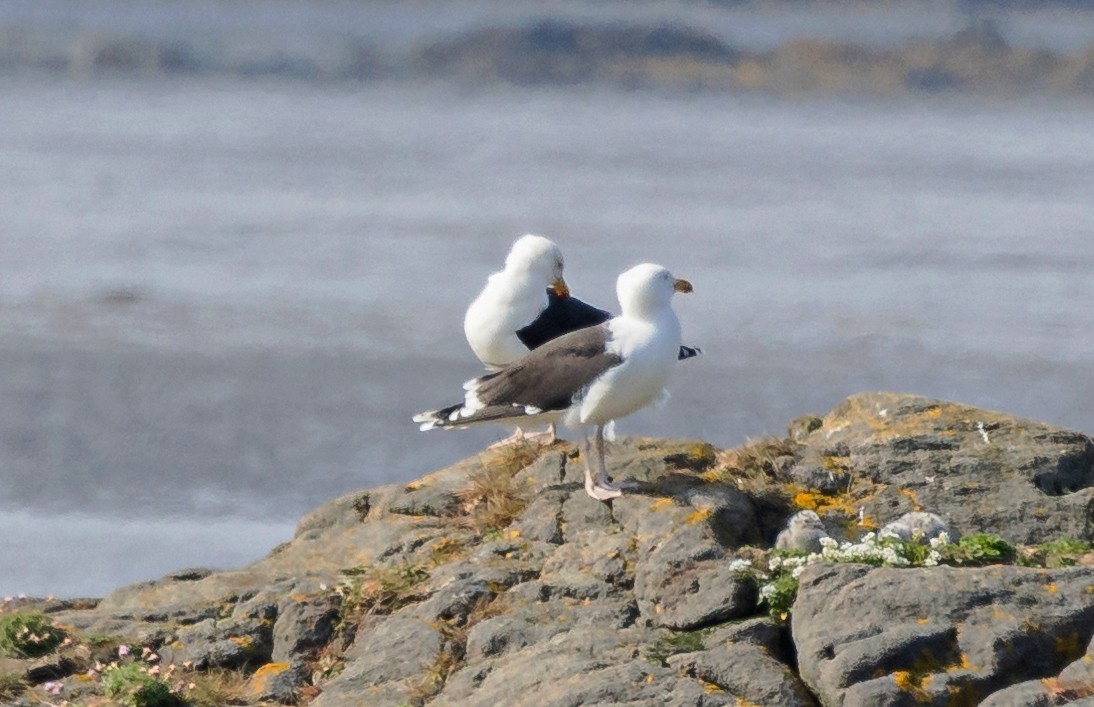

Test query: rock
[668,643,817,706]
[620,481,759,630]
[435,627,734,707]
[511,491,565,544]
[310,614,442,705]
[775,510,830,553]
[634,557,757,630]
[792,562,1094,705]
[27,395,1094,707]
[788,392,1094,544]
[705,616,792,663]
[272,591,339,664]
[245,661,303,704]
[163,614,274,670]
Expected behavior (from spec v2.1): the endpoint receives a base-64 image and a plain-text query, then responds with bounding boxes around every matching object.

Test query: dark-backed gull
[464,234,613,372]
[463,234,700,443]
[415,263,693,500]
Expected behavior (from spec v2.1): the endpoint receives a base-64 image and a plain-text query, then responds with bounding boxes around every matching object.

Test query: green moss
[647,629,708,666]
[0,612,67,658]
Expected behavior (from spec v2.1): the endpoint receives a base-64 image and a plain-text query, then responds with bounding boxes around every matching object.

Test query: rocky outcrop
[786,392,1094,544]
[3,392,1094,706]
[793,563,1094,705]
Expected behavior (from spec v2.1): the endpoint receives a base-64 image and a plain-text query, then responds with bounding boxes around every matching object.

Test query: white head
[788,510,825,531]
[616,263,693,318]
[504,234,568,296]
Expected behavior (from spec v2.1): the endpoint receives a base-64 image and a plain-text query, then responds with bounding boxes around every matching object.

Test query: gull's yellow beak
[551,277,570,298]
[673,278,693,294]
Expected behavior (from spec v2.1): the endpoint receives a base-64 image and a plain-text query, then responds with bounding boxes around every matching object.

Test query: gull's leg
[585,424,622,501]
[517,422,558,445]
[582,432,599,497]
[487,426,527,449]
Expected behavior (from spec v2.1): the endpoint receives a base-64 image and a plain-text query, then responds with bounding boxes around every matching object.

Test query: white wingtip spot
[523,405,542,415]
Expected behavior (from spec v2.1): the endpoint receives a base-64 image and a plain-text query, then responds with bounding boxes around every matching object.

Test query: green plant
[1036,538,1093,568]
[647,629,707,666]
[102,663,184,707]
[336,562,431,630]
[942,534,1016,566]
[0,612,67,658]
[760,572,801,621]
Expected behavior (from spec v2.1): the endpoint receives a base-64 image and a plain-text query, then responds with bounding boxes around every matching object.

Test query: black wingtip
[678,345,702,361]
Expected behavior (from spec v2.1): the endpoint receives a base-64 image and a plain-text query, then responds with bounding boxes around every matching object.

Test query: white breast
[570,312,681,426]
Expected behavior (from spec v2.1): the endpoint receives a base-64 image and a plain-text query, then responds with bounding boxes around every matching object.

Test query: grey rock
[541,529,634,589]
[413,576,494,622]
[775,510,830,553]
[624,487,758,629]
[272,591,339,664]
[668,642,817,706]
[312,614,442,703]
[635,557,757,630]
[704,616,790,662]
[512,491,566,544]
[160,615,274,670]
[247,661,307,704]
[464,596,638,662]
[979,680,1054,707]
[789,392,1094,544]
[435,627,732,707]
[513,449,569,492]
[792,563,1094,706]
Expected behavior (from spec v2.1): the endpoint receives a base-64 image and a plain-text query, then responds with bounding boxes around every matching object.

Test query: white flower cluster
[767,553,809,579]
[750,528,952,613]
[816,532,910,566]
[728,558,753,574]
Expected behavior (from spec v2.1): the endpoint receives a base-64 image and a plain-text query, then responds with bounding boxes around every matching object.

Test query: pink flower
[43,681,63,695]
[117,644,130,657]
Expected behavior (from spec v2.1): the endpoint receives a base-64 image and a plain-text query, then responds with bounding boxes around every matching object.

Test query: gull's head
[505,234,568,296]
[788,510,824,531]
[616,263,692,317]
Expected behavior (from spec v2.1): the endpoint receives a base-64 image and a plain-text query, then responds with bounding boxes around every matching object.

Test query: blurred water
[1,73,1093,597]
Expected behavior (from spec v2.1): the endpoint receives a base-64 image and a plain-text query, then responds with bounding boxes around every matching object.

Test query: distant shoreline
[3,2,1094,97]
